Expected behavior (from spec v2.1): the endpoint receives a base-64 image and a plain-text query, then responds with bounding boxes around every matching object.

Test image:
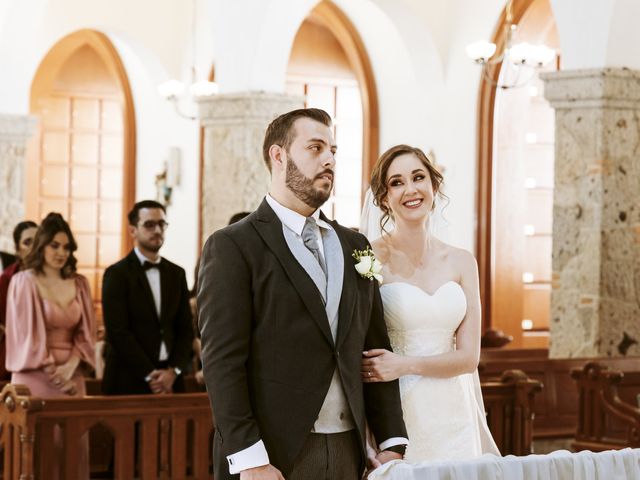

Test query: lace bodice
[376,280,499,464]
[380,281,467,357]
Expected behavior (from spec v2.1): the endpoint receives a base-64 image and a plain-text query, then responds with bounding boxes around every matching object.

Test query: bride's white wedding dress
[380,281,500,462]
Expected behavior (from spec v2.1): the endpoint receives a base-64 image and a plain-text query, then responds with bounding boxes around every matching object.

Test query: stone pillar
[542,68,640,358]
[197,92,302,242]
[0,114,37,253]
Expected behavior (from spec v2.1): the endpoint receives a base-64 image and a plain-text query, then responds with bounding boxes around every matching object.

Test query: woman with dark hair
[0,220,38,380]
[5,213,94,479]
[6,212,95,396]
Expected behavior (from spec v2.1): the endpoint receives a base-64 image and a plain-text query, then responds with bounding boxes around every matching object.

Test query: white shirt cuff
[378,437,409,451]
[227,439,270,474]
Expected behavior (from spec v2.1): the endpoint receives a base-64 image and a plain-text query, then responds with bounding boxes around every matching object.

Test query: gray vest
[282,223,355,433]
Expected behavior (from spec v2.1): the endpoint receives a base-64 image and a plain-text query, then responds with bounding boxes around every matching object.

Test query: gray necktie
[302,217,327,277]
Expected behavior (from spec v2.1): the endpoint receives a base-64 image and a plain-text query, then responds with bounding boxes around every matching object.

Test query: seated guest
[0,220,38,380]
[5,213,94,480]
[102,200,193,395]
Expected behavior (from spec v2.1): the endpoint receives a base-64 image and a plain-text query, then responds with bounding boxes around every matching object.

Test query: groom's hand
[240,464,285,479]
[365,447,382,477]
[375,450,403,465]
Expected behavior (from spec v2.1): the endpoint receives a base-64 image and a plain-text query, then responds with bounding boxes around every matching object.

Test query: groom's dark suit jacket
[198,200,407,479]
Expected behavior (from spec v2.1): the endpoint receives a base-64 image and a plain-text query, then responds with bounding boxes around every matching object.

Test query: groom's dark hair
[262,108,332,173]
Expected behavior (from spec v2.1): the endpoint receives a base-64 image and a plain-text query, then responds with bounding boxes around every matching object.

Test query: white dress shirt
[134,247,168,361]
[266,194,331,258]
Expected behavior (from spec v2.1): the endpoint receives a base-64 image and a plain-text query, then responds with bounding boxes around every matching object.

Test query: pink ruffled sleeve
[5,271,53,372]
[71,275,96,369]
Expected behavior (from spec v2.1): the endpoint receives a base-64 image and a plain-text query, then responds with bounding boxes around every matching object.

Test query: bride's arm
[362,250,481,381]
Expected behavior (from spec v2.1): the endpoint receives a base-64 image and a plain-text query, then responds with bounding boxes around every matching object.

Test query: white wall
[551,0,640,70]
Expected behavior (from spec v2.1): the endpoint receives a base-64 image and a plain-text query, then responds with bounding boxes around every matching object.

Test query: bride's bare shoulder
[371,236,392,263]
[437,239,478,272]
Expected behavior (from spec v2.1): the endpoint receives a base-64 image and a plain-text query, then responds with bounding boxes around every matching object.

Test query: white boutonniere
[352,247,383,284]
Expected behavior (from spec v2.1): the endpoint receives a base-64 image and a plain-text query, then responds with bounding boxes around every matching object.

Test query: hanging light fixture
[466,0,556,89]
[157,0,218,119]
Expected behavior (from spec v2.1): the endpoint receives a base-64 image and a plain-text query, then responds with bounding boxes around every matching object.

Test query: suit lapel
[253,200,334,347]
[159,260,170,326]
[128,252,160,323]
[331,222,358,349]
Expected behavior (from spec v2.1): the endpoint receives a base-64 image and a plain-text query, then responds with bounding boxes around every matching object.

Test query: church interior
[1,0,639,478]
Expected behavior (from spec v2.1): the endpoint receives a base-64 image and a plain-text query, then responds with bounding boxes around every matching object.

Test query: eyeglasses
[139,220,169,231]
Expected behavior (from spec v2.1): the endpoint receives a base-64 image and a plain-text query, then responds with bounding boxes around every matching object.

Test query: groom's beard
[285,156,333,209]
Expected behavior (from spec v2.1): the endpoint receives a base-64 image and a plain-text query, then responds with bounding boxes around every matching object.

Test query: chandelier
[465,0,556,89]
[157,0,218,119]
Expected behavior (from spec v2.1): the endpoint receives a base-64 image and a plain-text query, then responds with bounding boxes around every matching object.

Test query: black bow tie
[142,260,161,271]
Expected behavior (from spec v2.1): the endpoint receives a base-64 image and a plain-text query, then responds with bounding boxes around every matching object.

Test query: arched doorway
[476,0,559,347]
[286,1,377,227]
[28,29,135,311]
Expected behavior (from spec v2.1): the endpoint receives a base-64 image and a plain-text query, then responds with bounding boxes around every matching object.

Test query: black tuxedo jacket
[101,250,194,394]
[198,200,407,479]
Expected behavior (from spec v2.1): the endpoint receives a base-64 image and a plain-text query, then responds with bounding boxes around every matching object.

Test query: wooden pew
[0,384,214,480]
[86,372,540,456]
[479,349,640,441]
[481,369,542,455]
[0,371,540,477]
[571,362,640,452]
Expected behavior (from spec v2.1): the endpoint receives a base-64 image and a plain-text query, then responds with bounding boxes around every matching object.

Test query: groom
[198,108,408,479]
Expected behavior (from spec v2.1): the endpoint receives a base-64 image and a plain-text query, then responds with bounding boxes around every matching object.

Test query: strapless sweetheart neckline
[381,280,462,298]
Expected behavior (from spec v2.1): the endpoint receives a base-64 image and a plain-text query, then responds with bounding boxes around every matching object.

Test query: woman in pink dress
[5,212,95,479]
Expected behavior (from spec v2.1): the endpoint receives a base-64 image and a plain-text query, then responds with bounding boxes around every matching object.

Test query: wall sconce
[155,147,181,207]
[465,0,556,89]
[157,0,218,119]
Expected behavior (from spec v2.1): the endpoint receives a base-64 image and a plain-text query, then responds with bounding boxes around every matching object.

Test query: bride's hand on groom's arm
[361,349,409,382]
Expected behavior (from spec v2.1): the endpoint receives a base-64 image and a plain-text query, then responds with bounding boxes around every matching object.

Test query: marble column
[542,68,640,358]
[197,92,303,243]
[0,114,37,253]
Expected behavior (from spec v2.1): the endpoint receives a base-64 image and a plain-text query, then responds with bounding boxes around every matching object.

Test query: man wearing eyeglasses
[101,200,194,395]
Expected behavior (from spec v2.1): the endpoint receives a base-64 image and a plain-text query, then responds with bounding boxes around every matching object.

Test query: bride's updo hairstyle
[370,144,444,233]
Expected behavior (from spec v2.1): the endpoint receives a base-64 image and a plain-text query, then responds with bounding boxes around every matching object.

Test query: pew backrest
[571,362,640,452]
[0,384,214,480]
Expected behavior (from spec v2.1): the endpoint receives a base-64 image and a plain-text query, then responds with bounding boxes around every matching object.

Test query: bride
[360,144,500,464]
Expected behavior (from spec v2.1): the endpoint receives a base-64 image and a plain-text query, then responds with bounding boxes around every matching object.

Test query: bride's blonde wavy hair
[370,144,445,234]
